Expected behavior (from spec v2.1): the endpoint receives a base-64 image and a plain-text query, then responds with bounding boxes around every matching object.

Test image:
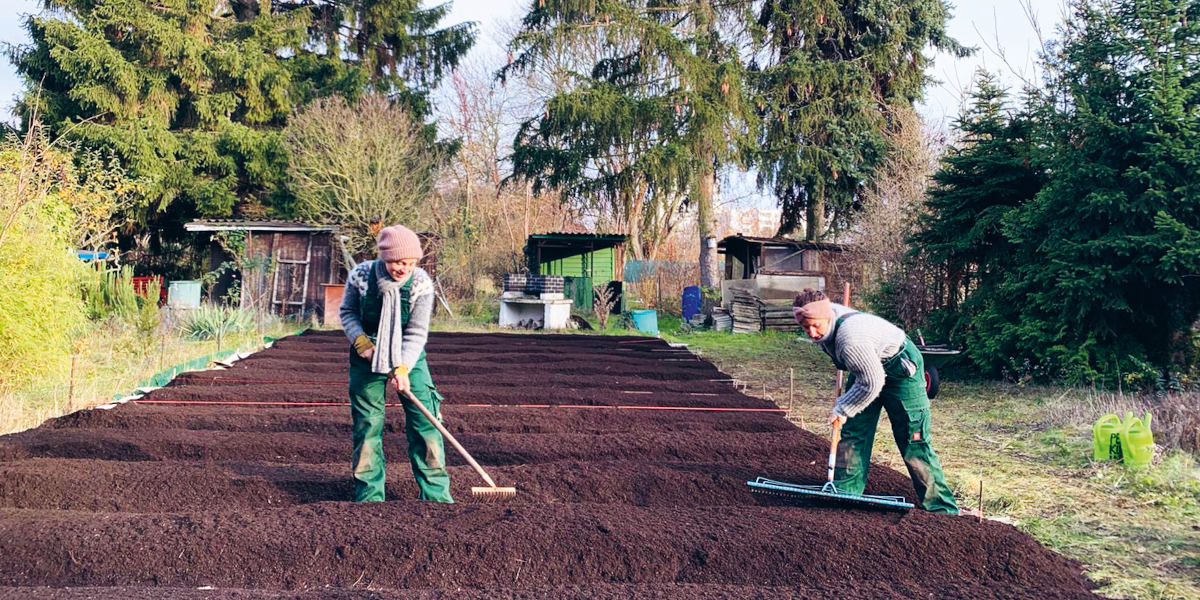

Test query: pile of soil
[0,330,1100,599]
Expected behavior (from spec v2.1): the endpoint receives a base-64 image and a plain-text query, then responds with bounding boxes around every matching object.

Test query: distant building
[716,206,783,239]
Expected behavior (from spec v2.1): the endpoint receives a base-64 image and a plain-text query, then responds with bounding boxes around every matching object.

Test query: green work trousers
[836,339,959,514]
[348,352,453,503]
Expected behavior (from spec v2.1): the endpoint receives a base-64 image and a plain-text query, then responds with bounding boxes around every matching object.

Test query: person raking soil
[339,224,452,503]
[793,288,959,514]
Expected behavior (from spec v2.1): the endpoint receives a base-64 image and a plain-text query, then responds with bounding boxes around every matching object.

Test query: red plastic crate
[131,276,167,303]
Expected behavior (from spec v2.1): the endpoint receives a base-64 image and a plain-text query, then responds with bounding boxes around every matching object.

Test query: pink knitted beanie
[377,225,423,262]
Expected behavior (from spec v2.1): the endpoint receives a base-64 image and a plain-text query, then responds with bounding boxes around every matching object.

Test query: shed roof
[185,220,338,233]
[717,234,846,252]
[528,232,627,242]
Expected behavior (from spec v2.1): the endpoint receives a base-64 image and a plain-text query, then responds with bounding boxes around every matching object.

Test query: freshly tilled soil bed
[0,330,1100,598]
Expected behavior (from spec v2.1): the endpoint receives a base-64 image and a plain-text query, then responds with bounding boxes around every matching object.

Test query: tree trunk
[805,188,824,241]
[697,160,720,288]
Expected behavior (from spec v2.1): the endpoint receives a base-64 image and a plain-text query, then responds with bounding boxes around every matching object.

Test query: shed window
[761,247,808,271]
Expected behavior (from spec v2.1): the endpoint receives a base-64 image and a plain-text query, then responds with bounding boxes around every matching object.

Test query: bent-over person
[793,288,958,514]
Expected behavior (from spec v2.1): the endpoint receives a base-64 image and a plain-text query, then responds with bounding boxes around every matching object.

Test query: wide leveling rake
[747,421,914,511]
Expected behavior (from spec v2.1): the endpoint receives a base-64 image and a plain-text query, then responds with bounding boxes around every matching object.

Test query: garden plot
[0,331,1100,599]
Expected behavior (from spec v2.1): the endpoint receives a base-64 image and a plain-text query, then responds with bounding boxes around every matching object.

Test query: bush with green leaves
[79,266,161,336]
[0,132,89,390]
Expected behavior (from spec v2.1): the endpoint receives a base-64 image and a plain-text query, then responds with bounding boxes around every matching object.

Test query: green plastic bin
[167,280,202,308]
[630,309,659,336]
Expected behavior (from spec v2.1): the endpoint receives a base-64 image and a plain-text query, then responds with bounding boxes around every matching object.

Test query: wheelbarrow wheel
[924,366,940,400]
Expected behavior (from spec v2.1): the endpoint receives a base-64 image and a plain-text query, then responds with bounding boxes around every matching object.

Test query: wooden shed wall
[241,231,339,317]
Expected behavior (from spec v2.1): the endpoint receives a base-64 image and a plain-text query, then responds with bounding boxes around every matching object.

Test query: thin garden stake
[978,480,984,523]
[68,353,77,407]
[788,368,794,414]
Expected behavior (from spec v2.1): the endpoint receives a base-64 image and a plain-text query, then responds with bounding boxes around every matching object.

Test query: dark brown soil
[0,330,1101,599]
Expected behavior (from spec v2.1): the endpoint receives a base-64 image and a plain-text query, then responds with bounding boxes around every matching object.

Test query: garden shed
[185,220,341,318]
[525,233,627,310]
[717,235,863,305]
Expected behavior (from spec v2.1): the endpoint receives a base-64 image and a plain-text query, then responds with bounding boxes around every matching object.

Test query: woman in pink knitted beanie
[338,224,452,503]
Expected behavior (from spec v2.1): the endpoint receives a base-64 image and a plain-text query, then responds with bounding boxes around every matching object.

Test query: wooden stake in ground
[788,368,794,414]
[68,353,77,408]
[836,282,850,394]
[978,480,984,523]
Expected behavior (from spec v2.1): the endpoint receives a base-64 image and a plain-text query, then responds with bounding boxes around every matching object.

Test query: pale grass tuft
[1040,391,1200,455]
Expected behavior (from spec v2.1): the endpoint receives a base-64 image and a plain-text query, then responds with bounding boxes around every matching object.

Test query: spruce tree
[11,0,474,232]
[752,0,965,240]
[279,0,476,118]
[969,0,1200,382]
[13,0,303,221]
[913,71,1042,338]
[500,0,757,286]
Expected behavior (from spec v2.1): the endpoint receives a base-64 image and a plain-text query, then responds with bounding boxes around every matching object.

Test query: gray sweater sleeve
[399,272,434,368]
[834,344,888,418]
[339,263,369,344]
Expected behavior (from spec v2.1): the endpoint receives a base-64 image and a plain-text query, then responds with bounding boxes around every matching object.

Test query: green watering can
[1118,412,1155,468]
[1092,414,1124,461]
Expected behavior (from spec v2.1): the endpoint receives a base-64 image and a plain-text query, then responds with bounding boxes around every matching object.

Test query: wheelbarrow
[916,343,960,400]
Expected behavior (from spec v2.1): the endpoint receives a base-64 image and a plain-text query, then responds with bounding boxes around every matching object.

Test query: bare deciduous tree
[431,57,579,299]
[286,94,441,260]
[846,105,945,328]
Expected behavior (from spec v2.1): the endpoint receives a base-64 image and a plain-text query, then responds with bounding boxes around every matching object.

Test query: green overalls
[828,314,958,514]
[348,266,453,503]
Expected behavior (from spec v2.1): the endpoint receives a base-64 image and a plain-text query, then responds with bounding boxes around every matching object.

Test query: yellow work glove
[352,334,374,355]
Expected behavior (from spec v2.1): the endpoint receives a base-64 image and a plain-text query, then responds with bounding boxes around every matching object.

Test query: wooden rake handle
[826,419,843,485]
[399,389,499,489]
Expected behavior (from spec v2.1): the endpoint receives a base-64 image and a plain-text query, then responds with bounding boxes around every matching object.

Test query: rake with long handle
[399,389,517,500]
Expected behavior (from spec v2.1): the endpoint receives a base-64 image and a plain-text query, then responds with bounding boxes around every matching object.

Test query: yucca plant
[179,304,254,345]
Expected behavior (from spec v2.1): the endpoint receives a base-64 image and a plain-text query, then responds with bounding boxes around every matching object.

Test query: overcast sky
[1,0,1064,128]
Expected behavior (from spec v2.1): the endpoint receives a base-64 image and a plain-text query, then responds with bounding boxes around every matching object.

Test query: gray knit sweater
[816,303,909,418]
[339,261,435,373]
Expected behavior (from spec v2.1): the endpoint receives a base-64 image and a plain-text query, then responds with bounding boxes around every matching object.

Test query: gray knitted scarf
[370,264,409,375]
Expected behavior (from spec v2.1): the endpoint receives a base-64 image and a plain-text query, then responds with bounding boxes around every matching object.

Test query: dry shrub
[626,262,698,315]
[1041,391,1200,455]
[592,285,617,328]
[848,106,945,329]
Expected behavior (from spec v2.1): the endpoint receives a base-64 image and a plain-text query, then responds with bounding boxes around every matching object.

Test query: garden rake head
[471,484,517,500]
[746,477,914,510]
[746,420,913,511]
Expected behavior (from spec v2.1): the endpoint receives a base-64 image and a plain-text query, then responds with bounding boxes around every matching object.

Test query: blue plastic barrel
[682,285,702,322]
[630,309,659,336]
[167,280,202,308]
